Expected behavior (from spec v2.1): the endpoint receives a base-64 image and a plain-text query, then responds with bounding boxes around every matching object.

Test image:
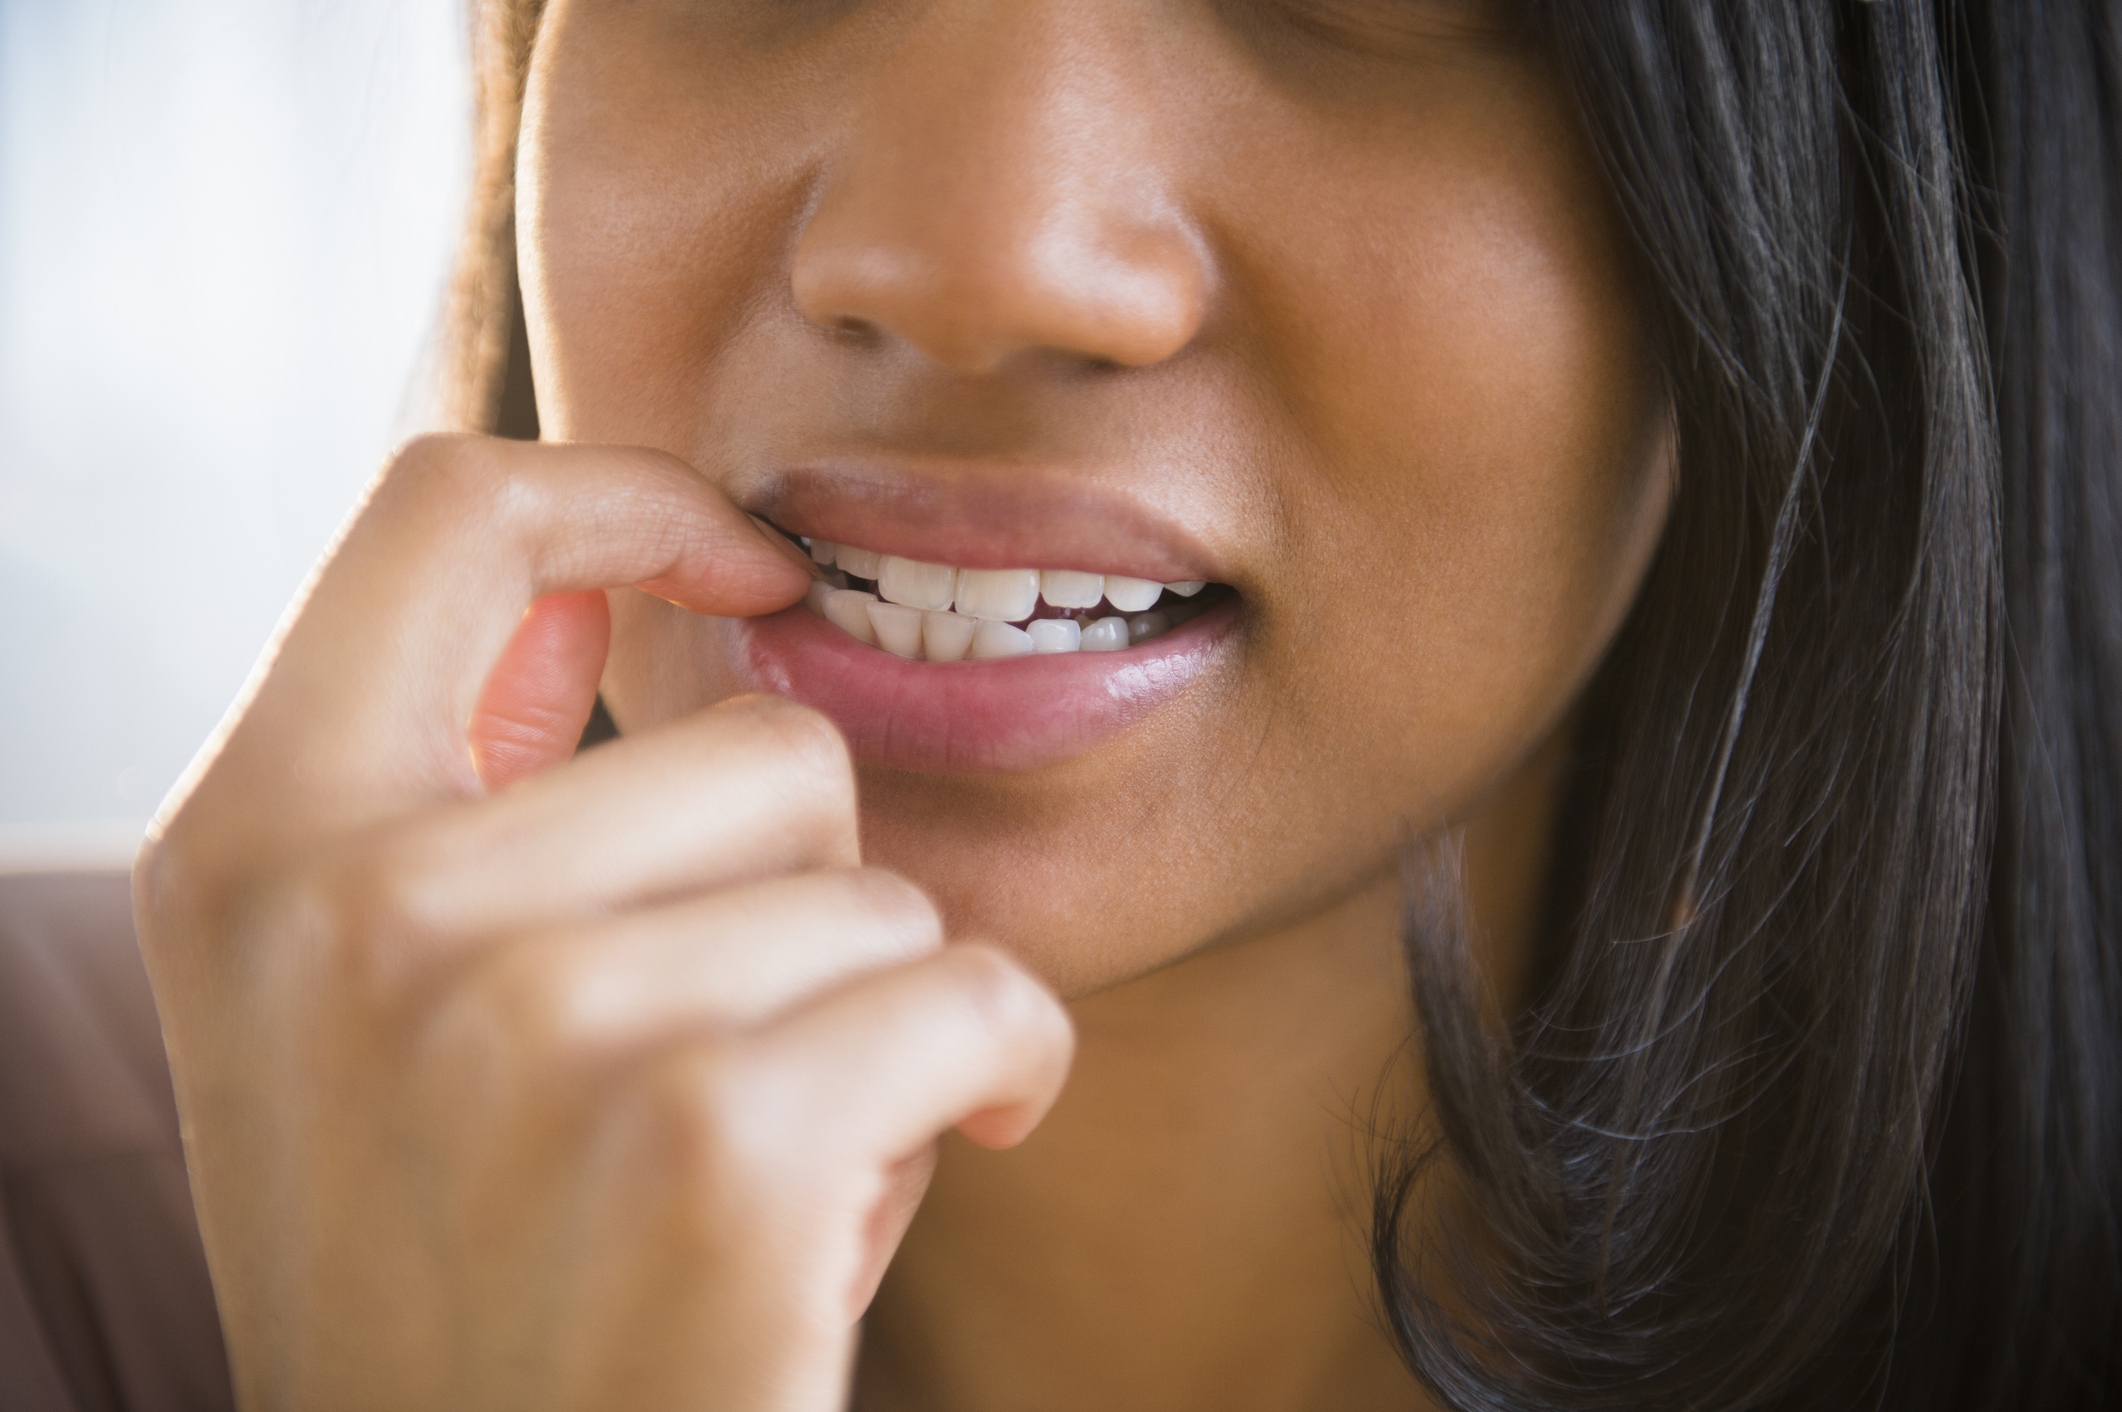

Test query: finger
[468,591,611,792]
[749,945,1076,1160]
[848,1147,937,1320]
[362,694,858,944]
[425,870,944,1060]
[182,436,815,860]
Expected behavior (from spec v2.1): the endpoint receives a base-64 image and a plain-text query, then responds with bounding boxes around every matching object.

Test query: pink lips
[724,596,1241,774]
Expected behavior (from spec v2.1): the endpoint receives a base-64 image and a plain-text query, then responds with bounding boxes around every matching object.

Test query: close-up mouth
[795,535,1236,661]
[730,519,1246,774]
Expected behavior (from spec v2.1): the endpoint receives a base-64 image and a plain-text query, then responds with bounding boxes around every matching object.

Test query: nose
[790,7,1212,376]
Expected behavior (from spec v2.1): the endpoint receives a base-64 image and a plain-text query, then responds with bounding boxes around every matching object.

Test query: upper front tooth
[809,539,837,566]
[1040,569,1104,609]
[954,568,1041,621]
[878,556,958,611]
[1102,575,1162,612]
[836,545,884,579]
[1164,580,1205,597]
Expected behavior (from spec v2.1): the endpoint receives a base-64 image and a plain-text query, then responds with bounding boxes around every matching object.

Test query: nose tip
[793,200,1213,373]
[792,191,1212,375]
[786,4,1215,378]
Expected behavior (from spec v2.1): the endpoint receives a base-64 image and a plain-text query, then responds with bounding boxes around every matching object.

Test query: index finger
[170,435,813,864]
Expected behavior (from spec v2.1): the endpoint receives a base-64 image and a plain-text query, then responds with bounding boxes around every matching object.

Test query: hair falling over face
[451,3,2122,1409]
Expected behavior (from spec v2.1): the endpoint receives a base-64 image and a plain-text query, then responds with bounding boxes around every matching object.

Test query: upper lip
[739,457,1226,584]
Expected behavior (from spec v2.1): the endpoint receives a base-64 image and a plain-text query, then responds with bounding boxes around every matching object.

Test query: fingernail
[750,515,824,578]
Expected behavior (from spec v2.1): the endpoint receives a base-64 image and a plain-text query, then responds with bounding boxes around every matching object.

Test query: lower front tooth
[823,589,879,645]
[804,580,837,617]
[866,601,925,659]
[1028,619,1081,653]
[970,619,1036,659]
[1081,616,1130,651]
[1127,611,1169,643]
[923,609,976,662]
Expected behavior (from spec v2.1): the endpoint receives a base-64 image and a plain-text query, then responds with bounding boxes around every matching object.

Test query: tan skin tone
[135,1,1670,1409]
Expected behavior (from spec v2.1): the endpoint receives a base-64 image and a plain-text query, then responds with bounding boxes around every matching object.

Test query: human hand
[135,435,1074,1412]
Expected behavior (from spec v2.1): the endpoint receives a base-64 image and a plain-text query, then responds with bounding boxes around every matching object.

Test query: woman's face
[518,0,1670,996]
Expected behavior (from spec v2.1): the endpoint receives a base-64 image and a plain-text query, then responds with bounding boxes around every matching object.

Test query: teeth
[1080,616,1130,652]
[954,568,1042,622]
[1102,575,1162,612]
[1127,611,1169,643]
[823,589,879,645]
[970,619,1036,659]
[804,546,1216,659]
[923,609,976,662]
[878,556,958,611]
[1040,569,1104,609]
[866,601,925,658]
[1028,619,1082,653]
[836,544,884,579]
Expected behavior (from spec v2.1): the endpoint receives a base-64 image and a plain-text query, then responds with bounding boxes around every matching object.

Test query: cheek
[1227,108,1670,819]
[518,16,813,446]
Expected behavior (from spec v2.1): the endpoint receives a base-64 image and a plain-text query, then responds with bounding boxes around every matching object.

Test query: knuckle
[715,695,858,857]
[436,945,585,1069]
[137,802,291,964]
[936,944,1056,1038]
[372,434,522,531]
[386,430,472,475]
[836,869,946,955]
[289,829,452,1008]
[724,695,853,784]
[322,832,429,944]
[130,823,218,963]
[629,1042,782,1188]
[603,1043,794,1256]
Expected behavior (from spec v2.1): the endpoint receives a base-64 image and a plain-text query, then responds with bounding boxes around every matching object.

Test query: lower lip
[724,598,1242,774]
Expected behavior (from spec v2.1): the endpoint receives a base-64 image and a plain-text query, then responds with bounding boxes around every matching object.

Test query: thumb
[468,590,612,791]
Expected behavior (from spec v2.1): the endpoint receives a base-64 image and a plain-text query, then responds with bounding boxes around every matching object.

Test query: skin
[135,1,1671,1409]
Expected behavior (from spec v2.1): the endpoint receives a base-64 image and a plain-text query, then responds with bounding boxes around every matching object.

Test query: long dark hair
[1380,4,2122,1408]
[451,3,2122,1407]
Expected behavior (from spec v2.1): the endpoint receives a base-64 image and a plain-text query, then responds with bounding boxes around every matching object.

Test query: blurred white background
[0,0,471,866]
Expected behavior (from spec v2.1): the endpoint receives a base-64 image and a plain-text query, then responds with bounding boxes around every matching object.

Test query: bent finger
[178,436,814,867]
[748,945,1076,1160]
[426,868,945,1062]
[360,694,859,946]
